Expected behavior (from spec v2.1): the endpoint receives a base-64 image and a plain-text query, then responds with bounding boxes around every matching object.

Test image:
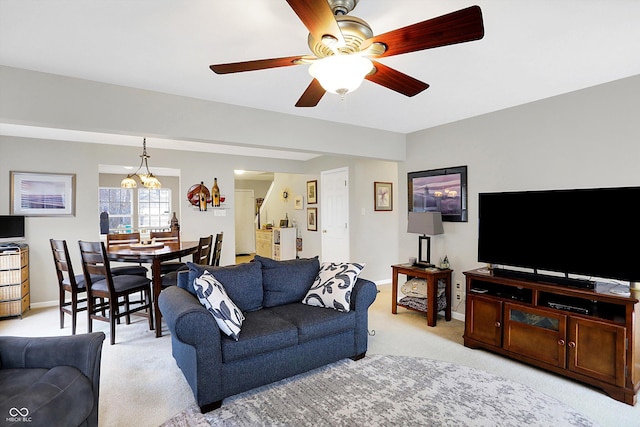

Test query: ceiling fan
[210,0,484,107]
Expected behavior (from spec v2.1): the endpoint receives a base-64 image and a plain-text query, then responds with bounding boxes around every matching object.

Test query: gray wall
[0,136,400,305]
[402,74,640,313]
[0,65,405,161]
[0,65,405,305]
[2,64,638,312]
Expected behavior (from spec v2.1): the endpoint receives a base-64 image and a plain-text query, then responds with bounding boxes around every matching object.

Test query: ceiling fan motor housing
[308,15,373,57]
[327,0,359,15]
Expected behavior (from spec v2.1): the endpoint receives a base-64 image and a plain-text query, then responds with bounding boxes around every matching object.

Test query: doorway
[234,189,255,255]
[320,167,349,262]
[234,170,274,262]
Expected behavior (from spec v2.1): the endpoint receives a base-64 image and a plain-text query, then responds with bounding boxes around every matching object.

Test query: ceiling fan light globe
[309,55,373,95]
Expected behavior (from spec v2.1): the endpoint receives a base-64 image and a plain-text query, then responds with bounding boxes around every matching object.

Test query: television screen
[0,215,26,243]
[408,166,467,222]
[478,187,640,283]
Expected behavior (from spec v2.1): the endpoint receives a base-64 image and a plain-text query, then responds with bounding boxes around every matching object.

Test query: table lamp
[407,211,444,267]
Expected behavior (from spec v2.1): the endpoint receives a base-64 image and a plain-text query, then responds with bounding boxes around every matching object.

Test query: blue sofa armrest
[159,285,222,348]
[351,277,377,311]
[349,278,377,356]
[159,285,226,410]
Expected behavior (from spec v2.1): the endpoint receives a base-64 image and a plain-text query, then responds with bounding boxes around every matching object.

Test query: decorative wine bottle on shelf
[199,181,207,211]
[212,177,221,207]
[170,212,180,231]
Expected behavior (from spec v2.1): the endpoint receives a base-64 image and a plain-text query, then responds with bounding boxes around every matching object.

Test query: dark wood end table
[391,264,452,327]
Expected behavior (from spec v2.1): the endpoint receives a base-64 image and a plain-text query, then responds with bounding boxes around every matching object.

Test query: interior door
[320,167,349,262]
[234,189,255,255]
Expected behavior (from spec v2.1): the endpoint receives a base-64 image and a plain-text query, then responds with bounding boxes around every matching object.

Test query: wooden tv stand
[463,268,639,405]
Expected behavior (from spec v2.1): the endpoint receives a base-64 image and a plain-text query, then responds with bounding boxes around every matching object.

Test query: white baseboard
[31,300,57,309]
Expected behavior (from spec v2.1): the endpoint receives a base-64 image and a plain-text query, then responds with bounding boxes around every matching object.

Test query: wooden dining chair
[160,235,213,288]
[194,234,214,266]
[150,230,184,274]
[210,232,223,267]
[50,239,96,335]
[105,232,148,277]
[78,240,154,345]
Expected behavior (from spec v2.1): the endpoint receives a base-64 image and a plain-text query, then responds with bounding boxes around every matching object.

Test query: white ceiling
[1,0,639,139]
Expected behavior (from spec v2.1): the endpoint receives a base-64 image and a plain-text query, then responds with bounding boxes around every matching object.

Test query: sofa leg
[200,400,222,413]
[351,352,366,361]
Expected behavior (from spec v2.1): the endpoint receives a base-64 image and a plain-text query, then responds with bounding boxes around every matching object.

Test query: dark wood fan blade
[210,56,307,74]
[286,0,345,46]
[365,61,429,97]
[295,79,326,107]
[363,5,484,58]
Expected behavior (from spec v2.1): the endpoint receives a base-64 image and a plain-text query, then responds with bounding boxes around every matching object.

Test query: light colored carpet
[162,354,597,427]
[1,284,639,426]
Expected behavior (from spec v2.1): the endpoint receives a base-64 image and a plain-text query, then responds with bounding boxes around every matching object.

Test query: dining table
[106,240,199,337]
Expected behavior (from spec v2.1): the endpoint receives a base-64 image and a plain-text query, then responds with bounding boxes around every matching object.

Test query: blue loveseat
[158,256,377,413]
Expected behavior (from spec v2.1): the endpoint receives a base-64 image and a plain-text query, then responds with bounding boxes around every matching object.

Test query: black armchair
[0,332,105,427]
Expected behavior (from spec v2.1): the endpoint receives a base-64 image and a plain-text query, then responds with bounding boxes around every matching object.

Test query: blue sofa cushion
[269,303,356,343]
[186,261,263,312]
[255,255,320,307]
[221,309,298,363]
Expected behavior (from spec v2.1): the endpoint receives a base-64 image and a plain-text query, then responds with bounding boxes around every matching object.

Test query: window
[99,188,134,233]
[138,188,171,230]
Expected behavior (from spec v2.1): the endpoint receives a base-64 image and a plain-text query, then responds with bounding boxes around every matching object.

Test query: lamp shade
[120,175,137,188]
[309,55,373,95]
[407,211,444,235]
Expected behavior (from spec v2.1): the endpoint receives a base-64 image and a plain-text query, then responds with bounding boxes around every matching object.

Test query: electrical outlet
[455,281,463,301]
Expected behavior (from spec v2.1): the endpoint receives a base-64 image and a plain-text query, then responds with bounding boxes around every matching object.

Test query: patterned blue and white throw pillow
[303,262,365,312]
[193,271,245,340]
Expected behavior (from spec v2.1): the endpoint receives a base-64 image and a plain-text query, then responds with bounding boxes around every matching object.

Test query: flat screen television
[0,215,26,243]
[478,187,640,285]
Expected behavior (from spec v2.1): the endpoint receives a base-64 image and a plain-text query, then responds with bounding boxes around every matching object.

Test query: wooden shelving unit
[255,228,297,260]
[0,244,30,318]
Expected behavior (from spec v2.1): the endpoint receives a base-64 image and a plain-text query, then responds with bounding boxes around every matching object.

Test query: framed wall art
[374,181,393,211]
[306,180,317,204]
[294,196,304,210]
[407,165,468,222]
[10,171,76,216]
[307,207,318,231]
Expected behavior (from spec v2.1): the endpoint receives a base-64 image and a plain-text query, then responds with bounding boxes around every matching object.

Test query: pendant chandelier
[120,138,161,189]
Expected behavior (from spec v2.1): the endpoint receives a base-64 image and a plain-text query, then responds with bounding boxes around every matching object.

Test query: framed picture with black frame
[307,207,318,231]
[306,180,317,204]
[407,165,468,222]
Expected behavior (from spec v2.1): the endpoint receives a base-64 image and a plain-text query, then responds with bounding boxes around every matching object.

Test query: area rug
[161,354,598,427]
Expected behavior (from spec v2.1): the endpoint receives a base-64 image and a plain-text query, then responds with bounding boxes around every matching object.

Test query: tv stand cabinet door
[568,317,626,387]
[503,303,567,369]
[465,295,502,347]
